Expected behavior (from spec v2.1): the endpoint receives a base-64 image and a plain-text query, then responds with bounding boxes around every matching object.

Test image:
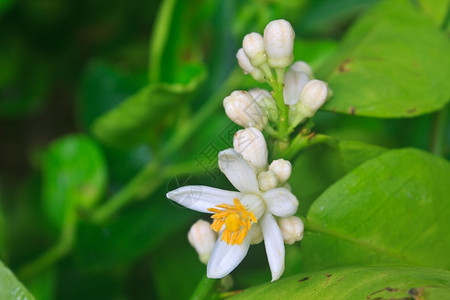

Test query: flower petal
[166,186,241,213]
[207,227,254,278]
[261,213,285,281]
[283,69,309,105]
[218,149,260,194]
[262,187,299,217]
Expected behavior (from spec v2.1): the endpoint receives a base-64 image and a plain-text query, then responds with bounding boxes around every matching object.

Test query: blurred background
[0,0,448,299]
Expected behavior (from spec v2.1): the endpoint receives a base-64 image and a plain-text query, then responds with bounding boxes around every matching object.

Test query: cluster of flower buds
[233,19,331,132]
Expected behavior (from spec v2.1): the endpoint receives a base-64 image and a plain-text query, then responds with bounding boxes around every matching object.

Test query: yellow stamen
[208,198,257,245]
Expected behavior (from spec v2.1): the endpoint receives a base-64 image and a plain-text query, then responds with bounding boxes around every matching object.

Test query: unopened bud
[249,88,278,122]
[251,224,263,245]
[243,33,267,67]
[283,68,310,105]
[257,170,278,192]
[263,19,295,68]
[236,48,265,82]
[269,159,292,183]
[224,91,267,129]
[290,61,313,78]
[277,216,304,245]
[188,220,217,264]
[297,79,328,117]
[233,127,268,170]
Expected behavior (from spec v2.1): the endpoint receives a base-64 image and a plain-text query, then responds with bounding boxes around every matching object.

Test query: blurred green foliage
[0,0,449,299]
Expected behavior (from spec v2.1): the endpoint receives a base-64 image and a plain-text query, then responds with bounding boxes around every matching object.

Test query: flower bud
[243,33,267,67]
[269,159,292,183]
[257,171,278,192]
[290,61,313,78]
[236,48,265,82]
[249,88,278,122]
[263,19,295,68]
[277,216,304,245]
[251,224,263,245]
[296,79,328,117]
[224,91,267,129]
[233,127,268,171]
[283,68,310,105]
[188,220,217,264]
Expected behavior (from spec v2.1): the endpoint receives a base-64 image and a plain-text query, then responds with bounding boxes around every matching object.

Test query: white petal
[283,69,310,105]
[261,213,285,281]
[218,149,260,194]
[262,187,298,217]
[207,227,254,278]
[166,186,241,213]
[233,127,268,171]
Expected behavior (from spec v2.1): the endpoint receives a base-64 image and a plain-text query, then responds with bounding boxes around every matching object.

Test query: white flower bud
[249,88,278,122]
[257,170,278,192]
[283,68,310,105]
[243,33,267,67]
[233,127,268,170]
[290,61,313,78]
[224,91,267,129]
[263,19,295,68]
[269,159,292,183]
[236,48,265,82]
[277,216,304,245]
[188,220,217,264]
[297,79,328,117]
[251,224,263,245]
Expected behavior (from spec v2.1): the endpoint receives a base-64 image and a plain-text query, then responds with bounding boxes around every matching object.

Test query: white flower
[248,88,278,122]
[296,79,328,117]
[283,61,313,105]
[233,127,268,171]
[243,32,267,67]
[167,148,299,281]
[188,220,217,264]
[223,91,267,130]
[269,159,292,183]
[263,19,295,68]
[277,216,304,245]
[236,48,265,82]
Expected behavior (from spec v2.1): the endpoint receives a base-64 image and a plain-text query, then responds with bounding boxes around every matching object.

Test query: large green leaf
[231,265,450,300]
[91,71,205,148]
[290,140,386,215]
[0,260,34,300]
[42,135,107,228]
[297,148,450,272]
[317,0,450,118]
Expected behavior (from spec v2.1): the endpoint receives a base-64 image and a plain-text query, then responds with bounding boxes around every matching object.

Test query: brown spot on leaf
[298,277,310,282]
[337,276,346,282]
[338,58,352,73]
[366,287,399,299]
[349,106,356,115]
[406,108,417,114]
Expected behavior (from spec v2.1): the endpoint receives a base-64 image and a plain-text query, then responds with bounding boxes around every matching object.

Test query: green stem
[190,275,219,300]
[18,210,77,280]
[148,0,177,82]
[430,105,448,156]
[272,68,289,142]
[283,133,333,160]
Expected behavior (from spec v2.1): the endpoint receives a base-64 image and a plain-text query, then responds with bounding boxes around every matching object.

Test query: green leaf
[0,260,34,300]
[42,135,107,228]
[299,148,450,272]
[290,140,386,215]
[317,0,450,117]
[293,39,338,71]
[76,61,146,129]
[231,265,450,300]
[149,0,213,84]
[418,0,450,27]
[91,71,206,148]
